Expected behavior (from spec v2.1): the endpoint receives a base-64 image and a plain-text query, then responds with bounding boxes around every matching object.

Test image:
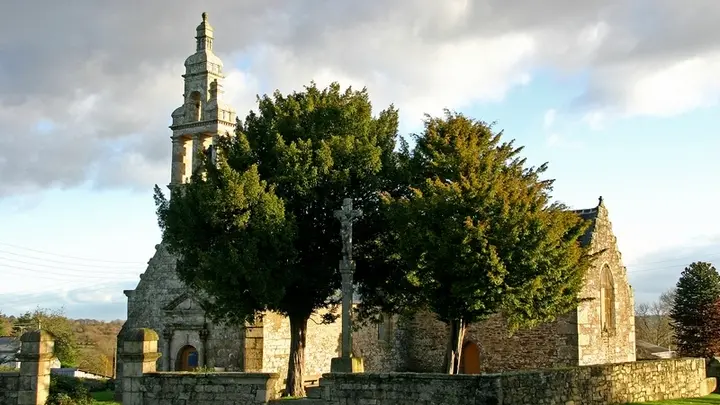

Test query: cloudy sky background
[1,1,719,320]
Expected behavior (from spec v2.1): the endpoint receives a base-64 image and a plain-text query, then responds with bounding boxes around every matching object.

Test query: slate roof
[571,207,598,247]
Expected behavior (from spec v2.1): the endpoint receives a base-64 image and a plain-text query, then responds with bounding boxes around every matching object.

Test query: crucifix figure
[333,198,362,361]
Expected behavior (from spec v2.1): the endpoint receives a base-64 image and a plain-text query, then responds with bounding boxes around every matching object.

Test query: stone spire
[167,12,236,189]
[195,12,214,52]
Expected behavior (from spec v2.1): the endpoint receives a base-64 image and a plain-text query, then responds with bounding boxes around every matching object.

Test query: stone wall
[395,310,579,373]
[120,327,279,405]
[320,358,715,405]
[352,313,409,372]
[576,203,636,366]
[0,330,55,405]
[261,309,342,394]
[0,372,19,404]
[141,372,278,405]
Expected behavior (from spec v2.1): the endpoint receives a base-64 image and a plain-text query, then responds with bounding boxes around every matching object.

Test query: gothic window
[600,265,615,334]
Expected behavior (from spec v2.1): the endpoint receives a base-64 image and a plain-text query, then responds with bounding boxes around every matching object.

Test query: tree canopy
[670,261,720,357]
[356,111,594,373]
[155,82,402,396]
[13,308,79,367]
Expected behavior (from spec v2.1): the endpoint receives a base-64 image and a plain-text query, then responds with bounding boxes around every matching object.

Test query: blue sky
[1,1,719,320]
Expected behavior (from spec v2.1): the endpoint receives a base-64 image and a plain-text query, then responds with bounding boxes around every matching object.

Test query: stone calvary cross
[331,198,365,372]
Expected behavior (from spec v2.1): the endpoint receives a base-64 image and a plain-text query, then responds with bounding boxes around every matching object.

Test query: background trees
[12,308,79,367]
[670,261,720,357]
[155,82,401,397]
[635,289,675,349]
[357,112,594,373]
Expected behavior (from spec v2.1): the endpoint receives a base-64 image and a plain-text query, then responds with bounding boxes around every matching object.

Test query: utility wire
[0,249,142,269]
[0,241,147,265]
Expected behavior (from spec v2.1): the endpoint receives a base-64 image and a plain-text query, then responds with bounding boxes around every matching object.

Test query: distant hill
[0,312,124,377]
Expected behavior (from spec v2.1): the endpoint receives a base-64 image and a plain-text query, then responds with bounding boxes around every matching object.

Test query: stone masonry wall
[0,372,20,405]
[0,330,55,405]
[320,358,714,405]
[577,203,636,365]
[401,310,579,373]
[260,308,342,395]
[352,313,410,372]
[141,372,278,405]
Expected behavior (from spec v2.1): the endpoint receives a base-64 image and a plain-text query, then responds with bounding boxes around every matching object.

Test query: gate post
[17,330,54,405]
[120,328,160,405]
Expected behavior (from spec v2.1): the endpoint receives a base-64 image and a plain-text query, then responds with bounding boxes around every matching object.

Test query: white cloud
[3,1,720,194]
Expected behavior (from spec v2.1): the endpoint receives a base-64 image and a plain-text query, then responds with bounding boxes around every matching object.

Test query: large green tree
[357,111,594,373]
[155,82,401,396]
[670,261,720,357]
[13,308,78,367]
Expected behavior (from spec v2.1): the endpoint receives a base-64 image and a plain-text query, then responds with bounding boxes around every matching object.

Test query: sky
[1,1,719,321]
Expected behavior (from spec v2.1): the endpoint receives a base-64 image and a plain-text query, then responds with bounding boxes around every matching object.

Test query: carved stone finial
[598,195,604,206]
[202,12,208,22]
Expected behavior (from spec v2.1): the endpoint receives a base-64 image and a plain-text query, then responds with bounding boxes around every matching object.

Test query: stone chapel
[116,12,635,397]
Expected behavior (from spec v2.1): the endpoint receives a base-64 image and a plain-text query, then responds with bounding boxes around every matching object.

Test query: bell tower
[168,12,236,187]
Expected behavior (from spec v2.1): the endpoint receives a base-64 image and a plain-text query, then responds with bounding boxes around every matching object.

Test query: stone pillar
[162,328,173,371]
[200,328,210,368]
[171,136,189,185]
[17,330,54,405]
[243,322,264,372]
[120,328,161,405]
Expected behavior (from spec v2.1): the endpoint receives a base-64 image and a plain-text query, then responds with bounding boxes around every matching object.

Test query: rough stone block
[331,357,364,373]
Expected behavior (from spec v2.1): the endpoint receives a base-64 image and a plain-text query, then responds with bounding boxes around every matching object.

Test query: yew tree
[154,82,401,397]
[359,111,594,374]
[670,261,720,357]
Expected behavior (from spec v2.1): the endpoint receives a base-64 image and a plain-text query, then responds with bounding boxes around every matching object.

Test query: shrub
[47,374,93,405]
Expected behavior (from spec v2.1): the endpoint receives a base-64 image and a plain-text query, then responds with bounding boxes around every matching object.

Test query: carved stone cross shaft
[334,198,362,359]
[334,198,362,263]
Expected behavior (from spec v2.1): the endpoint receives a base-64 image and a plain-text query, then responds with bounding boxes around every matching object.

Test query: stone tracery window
[600,265,615,334]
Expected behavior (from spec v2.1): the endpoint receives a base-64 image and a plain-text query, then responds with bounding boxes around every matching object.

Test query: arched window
[600,265,615,334]
[187,91,202,121]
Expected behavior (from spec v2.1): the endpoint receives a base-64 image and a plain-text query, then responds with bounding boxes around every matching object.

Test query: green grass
[628,394,720,404]
[91,390,120,404]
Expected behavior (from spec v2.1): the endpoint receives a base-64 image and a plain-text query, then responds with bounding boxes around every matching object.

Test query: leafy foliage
[357,111,594,372]
[154,82,401,396]
[670,261,720,357]
[13,308,79,367]
[47,374,94,405]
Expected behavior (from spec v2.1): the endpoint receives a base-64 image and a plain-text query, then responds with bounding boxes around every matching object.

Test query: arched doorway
[459,341,481,374]
[176,345,199,371]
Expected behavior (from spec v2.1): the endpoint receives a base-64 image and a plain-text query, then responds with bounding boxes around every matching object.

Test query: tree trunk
[444,318,466,374]
[285,313,309,397]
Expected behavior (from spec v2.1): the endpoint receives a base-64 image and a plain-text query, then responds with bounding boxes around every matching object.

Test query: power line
[0,256,140,275]
[0,249,142,269]
[0,263,140,280]
[0,241,148,265]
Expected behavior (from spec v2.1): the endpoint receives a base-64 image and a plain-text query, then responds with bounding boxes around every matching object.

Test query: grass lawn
[91,390,120,404]
[628,394,720,404]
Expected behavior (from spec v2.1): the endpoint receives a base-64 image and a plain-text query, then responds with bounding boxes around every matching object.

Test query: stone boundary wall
[320,358,716,405]
[0,372,20,404]
[0,330,55,405]
[141,372,278,405]
[119,327,279,405]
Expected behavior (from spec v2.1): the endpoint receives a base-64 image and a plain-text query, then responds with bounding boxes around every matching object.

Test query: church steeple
[195,12,213,52]
[168,12,236,189]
